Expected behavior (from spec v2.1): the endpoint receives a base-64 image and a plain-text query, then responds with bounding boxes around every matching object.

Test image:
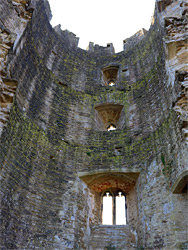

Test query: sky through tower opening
[48,0,156,52]
[102,191,127,225]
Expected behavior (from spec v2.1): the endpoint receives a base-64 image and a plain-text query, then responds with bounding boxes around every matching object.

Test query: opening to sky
[116,193,126,225]
[102,192,126,225]
[48,0,156,53]
[102,193,113,225]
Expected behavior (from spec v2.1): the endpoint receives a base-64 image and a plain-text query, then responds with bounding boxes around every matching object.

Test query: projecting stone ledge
[89,225,137,250]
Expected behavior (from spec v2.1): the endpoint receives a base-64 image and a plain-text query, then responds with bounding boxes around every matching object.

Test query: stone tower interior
[0,0,188,249]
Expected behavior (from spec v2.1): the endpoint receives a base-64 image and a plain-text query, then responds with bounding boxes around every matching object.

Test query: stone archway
[79,171,139,226]
[172,170,188,194]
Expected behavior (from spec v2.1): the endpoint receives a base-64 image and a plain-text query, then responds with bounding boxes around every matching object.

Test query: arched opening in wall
[102,191,113,225]
[102,190,127,225]
[102,66,119,86]
[107,124,116,131]
[79,172,139,228]
[108,80,116,86]
[95,104,124,131]
[172,170,188,194]
[116,191,127,225]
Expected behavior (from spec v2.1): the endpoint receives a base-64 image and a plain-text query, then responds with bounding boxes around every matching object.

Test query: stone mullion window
[115,191,127,225]
[113,194,116,225]
[102,190,126,225]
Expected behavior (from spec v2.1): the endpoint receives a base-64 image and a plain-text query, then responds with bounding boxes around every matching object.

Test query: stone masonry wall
[0,0,32,135]
[0,0,187,249]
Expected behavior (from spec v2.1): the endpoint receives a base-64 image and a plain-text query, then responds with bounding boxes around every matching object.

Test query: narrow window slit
[107,124,116,131]
[108,80,115,86]
[116,192,126,225]
[102,192,113,225]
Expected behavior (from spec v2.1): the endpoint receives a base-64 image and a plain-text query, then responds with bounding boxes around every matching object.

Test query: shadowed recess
[79,172,139,193]
[95,103,124,131]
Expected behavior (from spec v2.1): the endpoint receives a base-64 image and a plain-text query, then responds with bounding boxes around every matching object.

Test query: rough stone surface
[89,225,137,250]
[0,0,33,135]
[0,0,188,249]
[123,28,147,51]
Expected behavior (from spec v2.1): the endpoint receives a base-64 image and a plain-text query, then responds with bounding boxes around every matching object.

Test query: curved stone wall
[0,0,187,249]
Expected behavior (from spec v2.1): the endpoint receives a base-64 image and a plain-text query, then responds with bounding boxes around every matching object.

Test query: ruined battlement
[54,25,79,48]
[123,28,148,51]
[87,42,115,55]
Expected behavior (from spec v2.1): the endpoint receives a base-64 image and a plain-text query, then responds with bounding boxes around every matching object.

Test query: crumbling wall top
[54,24,79,48]
[87,42,115,55]
[123,28,148,51]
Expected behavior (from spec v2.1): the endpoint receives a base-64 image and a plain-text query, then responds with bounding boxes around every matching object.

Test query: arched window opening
[102,66,119,86]
[102,192,113,225]
[95,104,124,131]
[108,80,115,86]
[172,171,188,194]
[115,192,126,225]
[102,190,127,225]
[107,124,116,131]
